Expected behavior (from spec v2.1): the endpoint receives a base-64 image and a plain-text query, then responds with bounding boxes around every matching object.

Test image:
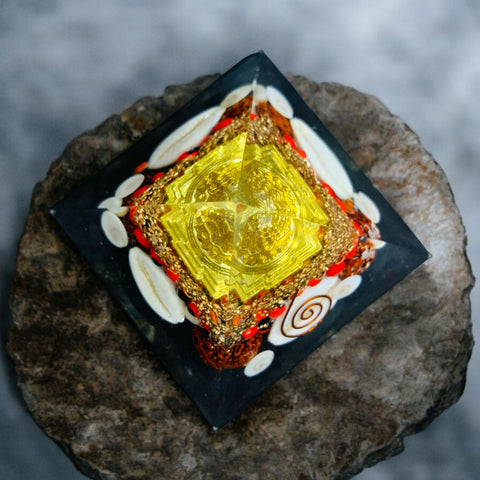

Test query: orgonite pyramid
[51,52,429,428]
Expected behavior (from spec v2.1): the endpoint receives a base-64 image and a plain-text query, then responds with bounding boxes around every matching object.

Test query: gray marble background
[1,1,478,479]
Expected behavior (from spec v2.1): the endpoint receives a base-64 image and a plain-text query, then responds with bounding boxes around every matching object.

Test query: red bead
[296,148,307,158]
[283,134,297,149]
[165,269,179,282]
[255,309,269,322]
[353,221,363,236]
[212,117,233,132]
[133,161,148,173]
[128,206,137,224]
[334,197,347,212]
[344,240,358,260]
[176,152,190,162]
[269,305,286,318]
[152,171,164,181]
[308,278,321,287]
[249,113,257,120]
[242,325,258,339]
[321,181,335,197]
[326,261,346,277]
[133,228,150,248]
[149,248,164,265]
[188,301,199,317]
[131,184,150,199]
[344,248,355,260]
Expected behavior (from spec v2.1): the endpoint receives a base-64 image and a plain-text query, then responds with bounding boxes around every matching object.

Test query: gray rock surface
[8,76,474,480]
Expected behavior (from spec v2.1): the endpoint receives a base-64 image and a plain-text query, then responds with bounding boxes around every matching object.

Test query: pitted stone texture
[8,75,474,480]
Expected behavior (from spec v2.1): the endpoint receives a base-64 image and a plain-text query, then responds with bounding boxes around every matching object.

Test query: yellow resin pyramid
[159,132,329,301]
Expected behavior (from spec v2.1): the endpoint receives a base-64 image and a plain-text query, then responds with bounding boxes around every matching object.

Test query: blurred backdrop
[1,1,478,479]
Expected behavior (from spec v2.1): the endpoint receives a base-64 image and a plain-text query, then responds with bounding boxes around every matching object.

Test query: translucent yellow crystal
[160,133,328,301]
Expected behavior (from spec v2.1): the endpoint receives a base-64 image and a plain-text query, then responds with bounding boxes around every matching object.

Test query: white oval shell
[331,275,362,301]
[98,197,129,216]
[98,196,122,210]
[253,83,268,103]
[148,106,225,169]
[266,85,294,118]
[371,238,386,250]
[114,174,145,199]
[112,206,129,217]
[220,84,253,108]
[353,191,381,223]
[101,211,128,248]
[291,117,354,199]
[244,350,275,377]
[129,247,184,324]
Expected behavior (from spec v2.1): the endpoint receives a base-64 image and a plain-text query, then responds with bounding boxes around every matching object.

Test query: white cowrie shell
[370,239,386,250]
[114,174,145,199]
[353,192,381,223]
[98,197,129,216]
[291,117,354,200]
[101,211,128,248]
[98,196,121,210]
[220,84,253,108]
[129,247,184,324]
[112,206,129,217]
[253,83,268,103]
[266,85,294,118]
[148,106,225,169]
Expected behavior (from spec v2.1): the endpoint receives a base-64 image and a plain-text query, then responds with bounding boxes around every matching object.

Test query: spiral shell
[268,291,332,346]
[281,295,331,338]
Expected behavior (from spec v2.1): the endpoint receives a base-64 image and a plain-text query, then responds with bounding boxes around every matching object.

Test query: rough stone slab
[8,75,474,480]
